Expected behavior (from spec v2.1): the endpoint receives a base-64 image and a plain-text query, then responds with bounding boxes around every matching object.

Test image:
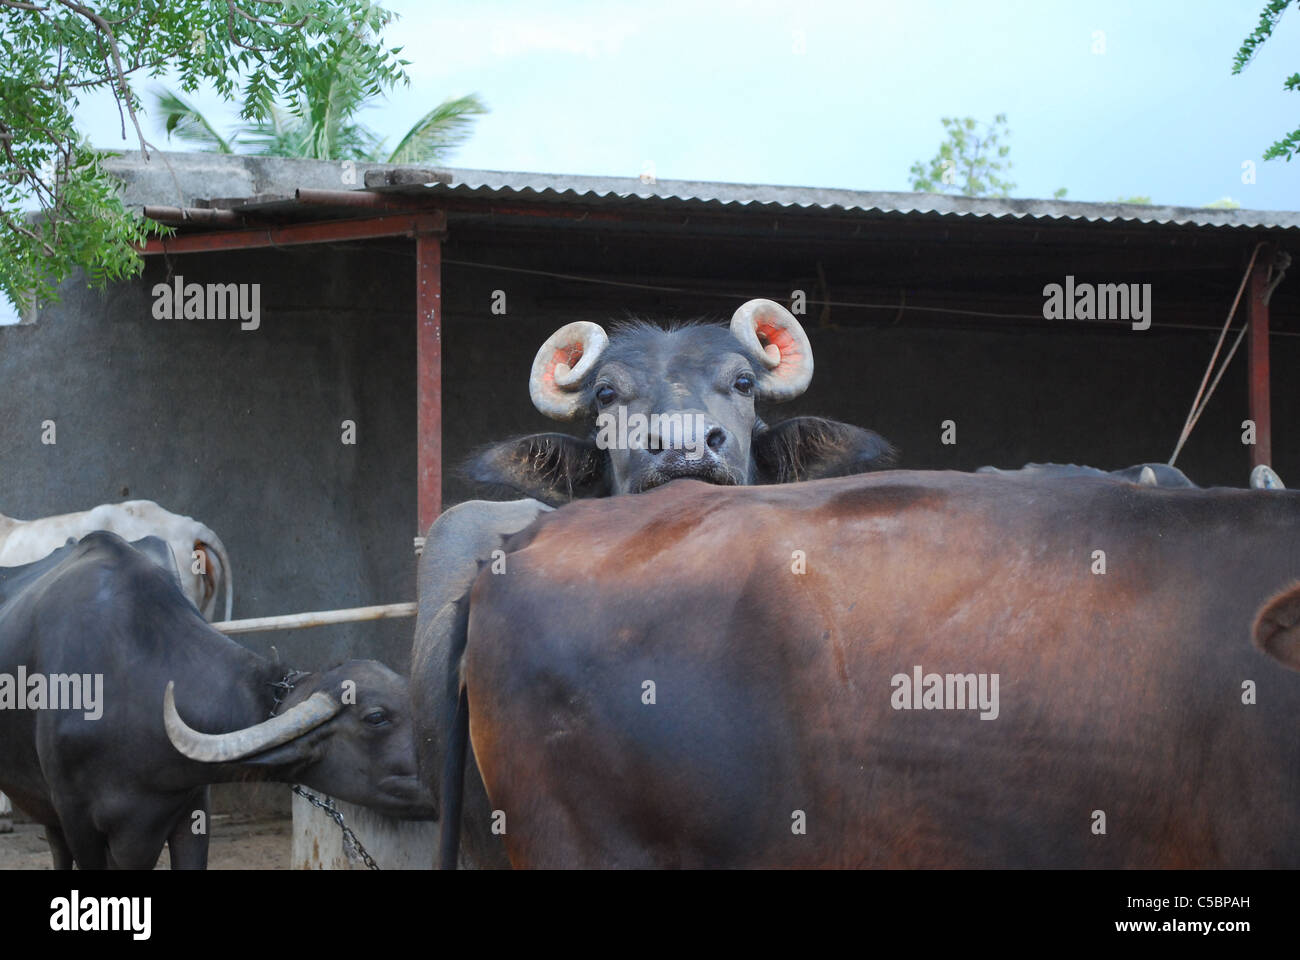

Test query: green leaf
[1231,1,1297,160]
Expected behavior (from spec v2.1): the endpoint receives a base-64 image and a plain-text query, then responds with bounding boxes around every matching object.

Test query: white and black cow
[0,500,233,621]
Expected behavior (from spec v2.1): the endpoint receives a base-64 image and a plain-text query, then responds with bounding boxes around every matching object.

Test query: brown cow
[450,470,1300,868]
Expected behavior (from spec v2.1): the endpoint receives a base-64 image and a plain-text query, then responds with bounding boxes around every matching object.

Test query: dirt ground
[0,814,292,869]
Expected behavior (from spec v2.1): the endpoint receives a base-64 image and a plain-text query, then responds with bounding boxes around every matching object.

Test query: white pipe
[212,602,417,635]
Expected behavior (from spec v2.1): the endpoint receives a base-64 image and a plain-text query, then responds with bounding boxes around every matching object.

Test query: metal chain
[268,670,311,718]
[273,671,380,870]
[293,785,380,870]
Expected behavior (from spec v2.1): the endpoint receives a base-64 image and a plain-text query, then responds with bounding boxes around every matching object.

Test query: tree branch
[53,0,149,156]
[4,217,59,257]
[227,0,308,29]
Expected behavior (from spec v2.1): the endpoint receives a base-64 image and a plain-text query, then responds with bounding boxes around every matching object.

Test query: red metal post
[416,228,445,533]
[1248,244,1273,469]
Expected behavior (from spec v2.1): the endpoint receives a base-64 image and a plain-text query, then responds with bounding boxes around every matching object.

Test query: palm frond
[150,86,234,154]
[236,104,309,156]
[386,94,488,164]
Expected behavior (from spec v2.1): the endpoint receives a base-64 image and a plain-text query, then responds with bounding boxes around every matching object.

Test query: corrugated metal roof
[391,167,1300,231]
[105,152,1300,232]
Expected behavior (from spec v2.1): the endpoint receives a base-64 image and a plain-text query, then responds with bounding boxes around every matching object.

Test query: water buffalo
[450,470,1300,867]
[412,298,896,868]
[467,301,894,501]
[980,461,1287,491]
[0,532,434,869]
[976,461,1197,487]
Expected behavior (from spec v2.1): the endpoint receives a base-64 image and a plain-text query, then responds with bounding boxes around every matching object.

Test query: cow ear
[730,299,814,401]
[464,434,610,506]
[753,417,897,484]
[192,541,217,613]
[1253,583,1300,671]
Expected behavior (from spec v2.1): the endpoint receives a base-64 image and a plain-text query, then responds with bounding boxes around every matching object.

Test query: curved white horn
[164,681,341,764]
[729,299,814,401]
[1138,466,1157,486]
[1251,464,1286,490]
[528,321,609,420]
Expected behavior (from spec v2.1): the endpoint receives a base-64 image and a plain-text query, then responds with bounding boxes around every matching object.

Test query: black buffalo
[467,298,895,502]
[0,532,434,869]
[414,298,896,869]
[978,461,1286,490]
[976,461,1197,487]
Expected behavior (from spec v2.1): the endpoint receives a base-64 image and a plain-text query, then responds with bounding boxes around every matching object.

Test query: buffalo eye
[733,373,755,396]
[363,709,390,727]
[595,384,618,407]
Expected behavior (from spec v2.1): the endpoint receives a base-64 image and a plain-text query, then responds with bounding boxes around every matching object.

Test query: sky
[3,0,1296,324]
[82,0,1300,207]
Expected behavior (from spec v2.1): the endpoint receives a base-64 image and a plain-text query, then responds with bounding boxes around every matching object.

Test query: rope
[440,257,1046,321]
[1168,242,1266,466]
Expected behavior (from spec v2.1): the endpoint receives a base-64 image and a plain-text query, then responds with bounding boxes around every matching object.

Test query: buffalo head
[468,299,895,504]
[164,659,434,821]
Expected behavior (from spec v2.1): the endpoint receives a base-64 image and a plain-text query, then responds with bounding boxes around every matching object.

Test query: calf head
[164,659,435,820]
[469,299,895,504]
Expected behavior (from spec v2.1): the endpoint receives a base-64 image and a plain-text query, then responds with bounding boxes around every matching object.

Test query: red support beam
[1248,244,1274,469]
[139,211,446,255]
[416,228,445,533]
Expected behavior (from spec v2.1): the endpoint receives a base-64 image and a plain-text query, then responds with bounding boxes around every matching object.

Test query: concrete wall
[1,246,417,675]
[290,791,433,869]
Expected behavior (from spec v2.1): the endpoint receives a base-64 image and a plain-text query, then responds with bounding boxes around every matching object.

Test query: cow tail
[439,683,470,870]
[438,591,474,870]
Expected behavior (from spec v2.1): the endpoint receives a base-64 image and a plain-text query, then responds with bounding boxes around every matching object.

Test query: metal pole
[416,227,446,534]
[294,188,431,210]
[1248,244,1274,469]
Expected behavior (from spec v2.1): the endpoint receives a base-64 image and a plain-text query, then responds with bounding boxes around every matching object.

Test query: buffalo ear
[1253,583,1300,671]
[753,417,897,484]
[464,433,609,506]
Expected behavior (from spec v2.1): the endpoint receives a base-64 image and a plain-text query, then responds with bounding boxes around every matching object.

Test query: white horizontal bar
[212,602,418,635]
